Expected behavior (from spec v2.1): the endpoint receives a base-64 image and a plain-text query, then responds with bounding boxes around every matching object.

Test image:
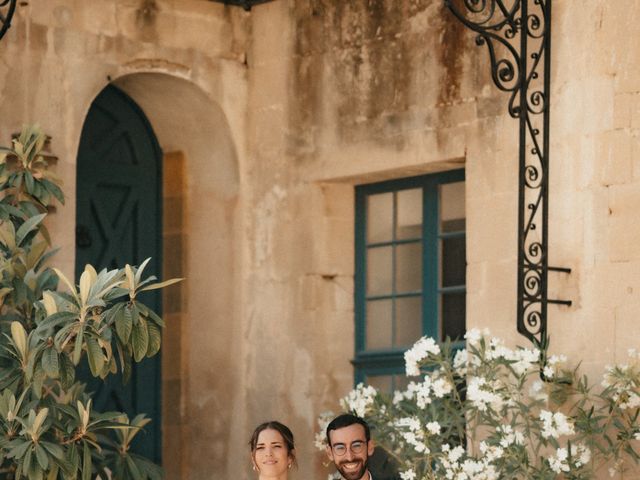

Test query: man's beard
[336,458,368,480]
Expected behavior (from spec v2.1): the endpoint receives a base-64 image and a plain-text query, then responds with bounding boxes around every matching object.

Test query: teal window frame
[353,169,466,387]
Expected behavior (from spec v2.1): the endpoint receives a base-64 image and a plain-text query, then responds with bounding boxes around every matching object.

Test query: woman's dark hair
[326,413,371,445]
[249,421,297,469]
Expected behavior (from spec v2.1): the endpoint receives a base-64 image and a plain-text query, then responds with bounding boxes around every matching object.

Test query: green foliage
[0,125,179,479]
[318,332,640,479]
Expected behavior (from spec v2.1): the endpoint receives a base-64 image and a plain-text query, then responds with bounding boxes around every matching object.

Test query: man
[325,414,375,480]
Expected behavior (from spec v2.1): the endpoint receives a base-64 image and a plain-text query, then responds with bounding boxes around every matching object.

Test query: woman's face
[252,428,292,477]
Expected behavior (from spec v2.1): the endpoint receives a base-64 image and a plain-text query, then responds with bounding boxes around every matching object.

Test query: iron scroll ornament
[444,0,571,345]
[0,0,16,42]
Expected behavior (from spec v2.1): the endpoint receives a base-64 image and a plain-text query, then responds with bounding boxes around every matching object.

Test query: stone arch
[103,72,241,478]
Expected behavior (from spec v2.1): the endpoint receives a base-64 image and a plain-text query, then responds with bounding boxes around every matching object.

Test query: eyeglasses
[331,440,366,456]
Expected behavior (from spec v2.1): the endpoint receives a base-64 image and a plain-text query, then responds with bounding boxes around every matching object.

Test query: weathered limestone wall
[0,0,638,479]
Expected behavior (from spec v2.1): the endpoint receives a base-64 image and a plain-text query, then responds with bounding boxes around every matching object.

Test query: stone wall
[0,0,638,478]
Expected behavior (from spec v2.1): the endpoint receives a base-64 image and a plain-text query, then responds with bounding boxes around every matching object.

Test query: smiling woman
[249,421,297,480]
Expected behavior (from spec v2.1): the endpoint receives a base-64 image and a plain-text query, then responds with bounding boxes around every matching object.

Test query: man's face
[326,424,375,480]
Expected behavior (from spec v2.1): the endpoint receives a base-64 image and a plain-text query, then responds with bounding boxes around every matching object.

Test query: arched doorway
[75,84,162,462]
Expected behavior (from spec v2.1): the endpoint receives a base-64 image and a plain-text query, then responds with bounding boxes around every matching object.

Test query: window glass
[395,296,422,347]
[441,236,466,287]
[395,242,422,292]
[365,374,411,393]
[366,374,393,392]
[440,182,465,233]
[366,246,392,295]
[367,192,393,242]
[441,292,466,342]
[396,188,422,239]
[366,299,392,350]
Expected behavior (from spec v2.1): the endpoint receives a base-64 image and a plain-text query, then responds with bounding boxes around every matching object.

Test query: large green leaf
[116,304,132,344]
[16,213,46,246]
[86,336,105,377]
[41,347,59,379]
[146,322,161,358]
[82,442,91,480]
[131,319,148,363]
[34,443,48,470]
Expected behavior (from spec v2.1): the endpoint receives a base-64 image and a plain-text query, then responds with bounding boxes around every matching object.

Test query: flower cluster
[404,337,441,376]
[339,383,377,418]
[539,410,574,439]
[316,330,640,479]
[547,444,591,474]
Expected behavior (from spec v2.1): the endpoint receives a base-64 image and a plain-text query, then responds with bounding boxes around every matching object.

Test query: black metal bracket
[0,0,16,42]
[444,0,571,345]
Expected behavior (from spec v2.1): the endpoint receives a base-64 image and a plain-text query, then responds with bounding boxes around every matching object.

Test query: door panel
[75,85,162,462]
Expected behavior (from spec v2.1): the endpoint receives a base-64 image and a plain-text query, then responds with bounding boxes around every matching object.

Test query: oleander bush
[0,126,179,479]
[317,330,640,479]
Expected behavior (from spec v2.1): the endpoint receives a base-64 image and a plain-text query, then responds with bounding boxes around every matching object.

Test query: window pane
[365,374,410,393]
[441,292,466,342]
[396,242,422,293]
[441,236,466,287]
[367,192,393,243]
[440,182,465,233]
[393,374,411,392]
[367,246,392,295]
[396,188,422,240]
[395,296,422,347]
[366,374,392,392]
[366,299,392,349]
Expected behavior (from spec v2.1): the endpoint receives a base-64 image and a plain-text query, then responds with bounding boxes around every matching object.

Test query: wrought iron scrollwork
[0,0,16,42]
[444,0,571,345]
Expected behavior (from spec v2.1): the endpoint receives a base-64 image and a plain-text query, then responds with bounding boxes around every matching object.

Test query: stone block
[614,302,640,363]
[466,191,517,264]
[633,133,640,180]
[596,130,632,186]
[466,259,517,335]
[161,314,183,380]
[631,94,640,129]
[163,151,185,196]
[162,379,182,425]
[163,197,184,233]
[313,216,354,276]
[613,93,633,129]
[587,261,640,309]
[608,182,640,261]
[553,77,614,137]
[249,58,290,111]
[550,305,616,367]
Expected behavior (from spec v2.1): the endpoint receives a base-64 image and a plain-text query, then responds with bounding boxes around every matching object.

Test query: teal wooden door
[75,85,162,462]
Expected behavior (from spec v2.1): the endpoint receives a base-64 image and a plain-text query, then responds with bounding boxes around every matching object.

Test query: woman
[250,421,297,480]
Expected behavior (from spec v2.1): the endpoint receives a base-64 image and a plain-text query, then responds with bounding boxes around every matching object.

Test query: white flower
[465,328,483,343]
[548,354,567,366]
[314,411,335,450]
[340,384,377,418]
[467,377,504,412]
[453,349,468,375]
[400,469,416,480]
[539,410,575,439]
[548,447,570,473]
[404,336,440,376]
[426,421,441,435]
[571,443,591,468]
[432,377,453,398]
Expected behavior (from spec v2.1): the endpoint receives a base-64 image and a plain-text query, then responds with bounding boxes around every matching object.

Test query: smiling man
[326,414,375,480]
